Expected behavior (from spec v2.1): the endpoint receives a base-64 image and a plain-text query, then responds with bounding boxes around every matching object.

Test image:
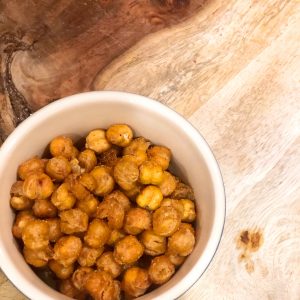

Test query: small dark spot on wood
[240,230,249,244]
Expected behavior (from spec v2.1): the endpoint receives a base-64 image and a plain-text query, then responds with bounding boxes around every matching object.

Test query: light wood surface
[1,0,300,299]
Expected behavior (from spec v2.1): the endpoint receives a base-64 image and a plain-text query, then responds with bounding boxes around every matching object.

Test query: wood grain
[1,0,300,299]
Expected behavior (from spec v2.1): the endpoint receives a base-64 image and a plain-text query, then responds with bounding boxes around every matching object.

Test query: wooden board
[1,0,300,299]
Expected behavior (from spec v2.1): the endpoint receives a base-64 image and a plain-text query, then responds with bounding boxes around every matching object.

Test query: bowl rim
[0,91,226,300]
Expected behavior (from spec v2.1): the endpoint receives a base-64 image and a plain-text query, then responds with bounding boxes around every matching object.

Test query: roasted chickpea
[168,223,195,256]
[23,245,52,268]
[113,156,139,191]
[53,236,82,267]
[69,158,83,175]
[72,267,93,290]
[90,166,115,196]
[170,181,195,200]
[65,174,90,201]
[139,160,164,185]
[23,173,54,200]
[84,219,111,249]
[123,137,151,166]
[122,183,143,200]
[18,157,45,180]
[10,181,25,196]
[32,199,57,218]
[121,267,151,297]
[114,235,144,265]
[153,206,181,237]
[22,219,49,250]
[107,229,126,246]
[166,252,186,267]
[76,194,99,217]
[78,245,104,267]
[180,199,196,222]
[12,211,35,239]
[49,260,74,279]
[96,252,122,279]
[51,183,76,210]
[124,208,151,235]
[147,145,171,170]
[78,149,97,172]
[45,218,63,242]
[160,198,184,219]
[59,279,86,300]
[45,156,71,181]
[71,146,80,159]
[136,185,163,211]
[59,208,89,234]
[148,255,175,285]
[50,136,74,159]
[79,173,97,191]
[159,171,177,196]
[141,230,166,256]
[106,124,133,147]
[98,148,120,168]
[85,129,111,154]
[104,190,131,212]
[10,196,33,211]
[84,271,120,300]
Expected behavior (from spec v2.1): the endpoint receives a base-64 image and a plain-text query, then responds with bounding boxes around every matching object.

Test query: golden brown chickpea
[53,236,82,267]
[59,208,89,234]
[49,260,74,279]
[12,211,35,239]
[78,245,104,267]
[139,160,164,185]
[122,183,143,200]
[124,208,151,235]
[153,206,181,237]
[59,278,86,300]
[23,173,54,200]
[170,181,195,200]
[90,166,115,196]
[147,145,171,170]
[18,157,45,180]
[85,129,111,154]
[96,198,125,230]
[141,230,167,256]
[65,174,90,201]
[148,255,175,285]
[45,218,63,242]
[106,124,133,147]
[136,185,163,211]
[10,196,33,211]
[79,173,97,191]
[168,223,195,256]
[121,267,151,297]
[32,199,57,218]
[69,158,83,175]
[166,251,186,267]
[159,171,177,196]
[50,136,74,159]
[96,252,122,279]
[72,266,93,290]
[84,271,120,300]
[114,235,144,265]
[84,219,111,249]
[45,156,71,181]
[51,183,76,210]
[104,190,131,212]
[98,148,120,168]
[113,156,139,191]
[23,245,53,268]
[22,219,49,250]
[76,194,99,217]
[123,137,151,166]
[107,229,126,246]
[180,199,196,222]
[10,181,25,196]
[160,198,184,219]
[71,146,80,159]
[78,149,97,172]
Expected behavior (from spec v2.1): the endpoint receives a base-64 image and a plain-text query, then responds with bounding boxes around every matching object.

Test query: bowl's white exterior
[0,91,225,300]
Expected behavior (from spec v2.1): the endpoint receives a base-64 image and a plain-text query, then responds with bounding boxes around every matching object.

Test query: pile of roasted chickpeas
[10,124,197,300]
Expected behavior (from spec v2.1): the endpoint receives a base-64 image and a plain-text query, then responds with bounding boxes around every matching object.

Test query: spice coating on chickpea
[79,173,97,192]
[180,199,196,222]
[50,136,74,159]
[123,137,151,166]
[77,246,104,267]
[84,219,111,249]
[51,183,76,210]
[147,146,171,170]
[96,251,122,279]
[12,210,35,239]
[18,157,45,180]
[59,279,86,300]
[46,218,63,242]
[104,190,131,212]
[107,229,126,246]
[98,148,120,168]
[46,156,71,181]
[159,171,177,196]
[148,255,175,285]
[72,266,93,290]
[32,199,57,218]
[124,208,151,235]
[166,252,186,267]
[90,166,115,196]
[170,181,195,200]
[10,196,32,211]
[85,129,111,153]
[49,260,74,279]
[23,245,53,268]
[59,208,89,234]
[78,149,97,172]
[121,267,151,297]
[136,185,163,211]
[160,198,184,219]
[106,124,133,147]
[141,230,167,256]
[139,160,164,185]
[76,194,99,217]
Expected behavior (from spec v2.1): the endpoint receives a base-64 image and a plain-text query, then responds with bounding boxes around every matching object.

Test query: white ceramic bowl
[0,91,225,300]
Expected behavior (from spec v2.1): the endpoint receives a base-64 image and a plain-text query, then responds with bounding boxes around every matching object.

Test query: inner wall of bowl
[0,96,215,300]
